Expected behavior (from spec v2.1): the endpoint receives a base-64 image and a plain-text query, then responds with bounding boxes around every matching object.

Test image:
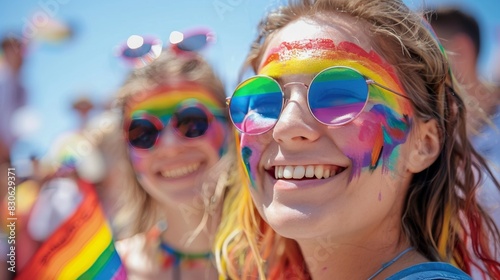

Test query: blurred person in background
[0,35,27,164]
[16,109,127,279]
[72,95,95,130]
[0,155,42,277]
[113,42,238,279]
[429,7,500,133]
[493,27,500,84]
[430,5,500,250]
[0,34,27,280]
[431,6,500,279]
[26,108,126,238]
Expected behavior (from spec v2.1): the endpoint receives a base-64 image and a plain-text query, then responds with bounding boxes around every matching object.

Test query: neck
[159,197,221,254]
[297,230,415,279]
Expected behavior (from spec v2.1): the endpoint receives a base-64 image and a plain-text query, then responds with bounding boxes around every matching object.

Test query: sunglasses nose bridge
[273,82,321,139]
[282,81,309,104]
[157,124,185,148]
[280,80,311,113]
[282,81,308,91]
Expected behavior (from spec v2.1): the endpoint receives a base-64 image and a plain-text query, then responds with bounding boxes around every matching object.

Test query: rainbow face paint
[126,84,222,123]
[239,38,413,183]
[126,84,228,161]
[241,146,256,188]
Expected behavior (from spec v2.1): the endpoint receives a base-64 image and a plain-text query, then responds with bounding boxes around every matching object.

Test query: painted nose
[272,83,321,144]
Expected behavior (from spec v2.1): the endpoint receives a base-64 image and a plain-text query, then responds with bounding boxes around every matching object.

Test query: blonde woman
[114,47,237,279]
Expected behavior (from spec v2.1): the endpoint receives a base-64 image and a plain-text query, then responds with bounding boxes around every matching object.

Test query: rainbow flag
[16,180,127,279]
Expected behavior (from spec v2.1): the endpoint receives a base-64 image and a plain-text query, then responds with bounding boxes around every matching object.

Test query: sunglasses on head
[126,103,217,150]
[117,28,215,68]
[226,66,410,135]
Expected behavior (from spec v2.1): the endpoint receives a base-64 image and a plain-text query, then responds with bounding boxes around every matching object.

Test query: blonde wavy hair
[214,0,500,279]
[113,49,237,242]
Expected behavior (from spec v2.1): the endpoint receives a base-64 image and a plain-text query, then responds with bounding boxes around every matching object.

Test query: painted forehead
[259,38,404,91]
[126,84,222,119]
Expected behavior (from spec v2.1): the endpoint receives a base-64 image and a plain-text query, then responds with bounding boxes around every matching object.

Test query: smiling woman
[112,47,238,279]
[215,0,500,279]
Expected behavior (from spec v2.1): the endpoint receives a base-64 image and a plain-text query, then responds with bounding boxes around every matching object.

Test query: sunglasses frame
[125,103,216,151]
[118,35,163,67]
[226,66,410,135]
[170,28,215,54]
[117,27,215,68]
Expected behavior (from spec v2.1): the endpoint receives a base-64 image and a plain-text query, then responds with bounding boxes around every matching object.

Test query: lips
[272,164,346,180]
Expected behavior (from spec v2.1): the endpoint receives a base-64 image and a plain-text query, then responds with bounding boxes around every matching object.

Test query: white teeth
[283,166,294,179]
[273,165,342,180]
[292,166,305,179]
[315,165,324,179]
[323,169,331,179]
[161,163,200,178]
[305,165,315,178]
[278,166,284,179]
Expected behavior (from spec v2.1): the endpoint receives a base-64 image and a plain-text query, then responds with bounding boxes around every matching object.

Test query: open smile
[159,162,202,179]
[269,164,347,180]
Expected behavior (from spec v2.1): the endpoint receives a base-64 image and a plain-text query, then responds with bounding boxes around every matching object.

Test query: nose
[155,126,185,156]
[272,84,321,144]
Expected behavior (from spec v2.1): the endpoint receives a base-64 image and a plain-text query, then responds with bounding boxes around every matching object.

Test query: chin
[263,200,328,240]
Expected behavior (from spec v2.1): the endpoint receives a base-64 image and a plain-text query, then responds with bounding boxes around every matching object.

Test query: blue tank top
[387,262,471,279]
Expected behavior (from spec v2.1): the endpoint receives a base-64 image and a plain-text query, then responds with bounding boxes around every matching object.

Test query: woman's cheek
[340,106,411,179]
[129,150,148,176]
[240,134,262,190]
[334,119,378,181]
[208,119,229,157]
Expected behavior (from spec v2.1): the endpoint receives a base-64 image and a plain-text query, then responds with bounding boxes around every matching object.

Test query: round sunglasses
[117,28,215,68]
[226,66,410,135]
[125,103,218,150]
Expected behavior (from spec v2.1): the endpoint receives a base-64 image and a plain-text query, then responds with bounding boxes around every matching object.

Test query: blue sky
[1,0,499,164]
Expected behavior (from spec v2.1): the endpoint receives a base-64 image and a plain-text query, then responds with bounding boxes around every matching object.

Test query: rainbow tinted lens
[127,106,211,150]
[228,67,371,134]
[229,76,283,134]
[308,67,368,125]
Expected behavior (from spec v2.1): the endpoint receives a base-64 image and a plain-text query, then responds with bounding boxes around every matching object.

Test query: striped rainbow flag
[16,180,127,279]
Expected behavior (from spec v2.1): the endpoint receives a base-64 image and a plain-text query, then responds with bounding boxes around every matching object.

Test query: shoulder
[387,262,471,280]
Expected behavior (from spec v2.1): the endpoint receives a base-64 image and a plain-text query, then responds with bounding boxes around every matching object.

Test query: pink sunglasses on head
[116,28,215,68]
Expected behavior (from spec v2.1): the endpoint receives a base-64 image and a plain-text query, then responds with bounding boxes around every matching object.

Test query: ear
[406,119,441,173]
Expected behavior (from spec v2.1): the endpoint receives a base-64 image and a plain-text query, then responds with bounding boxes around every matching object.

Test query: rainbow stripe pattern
[126,84,223,124]
[230,76,283,134]
[16,180,126,280]
[243,38,414,179]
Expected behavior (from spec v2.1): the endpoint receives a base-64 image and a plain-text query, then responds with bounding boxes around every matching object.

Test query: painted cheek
[240,134,260,189]
[342,104,411,179]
